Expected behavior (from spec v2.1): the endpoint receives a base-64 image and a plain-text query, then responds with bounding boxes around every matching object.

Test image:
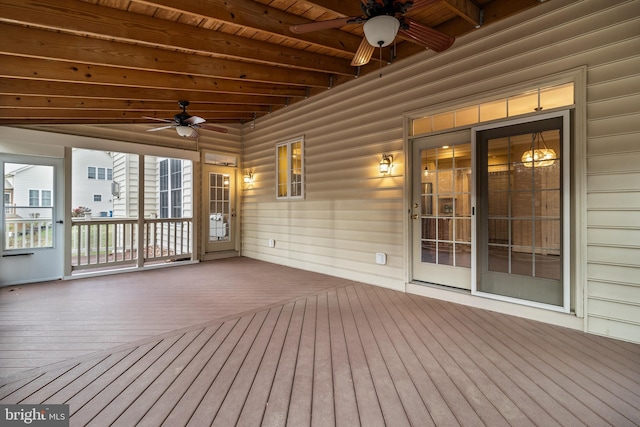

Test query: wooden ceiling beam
[437,0,543,34]
[135,0,363,53]
[0,79,288,106]
[0,96,272,114]
[0,0,355,76]
[302,1,363,17]
[0,24,336,88]
[441,0,482,27]
[0,55,310,98]
[0,109,254,121]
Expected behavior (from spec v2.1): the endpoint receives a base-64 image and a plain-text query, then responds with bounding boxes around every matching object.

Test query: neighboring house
[110,153,192,219]
[71,148,115,217]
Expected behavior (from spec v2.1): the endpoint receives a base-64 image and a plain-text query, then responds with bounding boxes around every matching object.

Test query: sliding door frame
[471,110,571,313]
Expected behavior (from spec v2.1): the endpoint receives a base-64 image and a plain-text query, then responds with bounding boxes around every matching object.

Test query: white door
[203,164,237,254]
[1,155,64,285]
[411,131,472,289]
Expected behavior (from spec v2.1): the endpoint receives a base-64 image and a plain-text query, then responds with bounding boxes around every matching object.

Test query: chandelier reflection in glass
[521,131,557,168]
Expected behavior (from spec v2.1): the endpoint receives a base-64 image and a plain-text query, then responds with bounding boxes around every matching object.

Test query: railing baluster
[67,217,192,271]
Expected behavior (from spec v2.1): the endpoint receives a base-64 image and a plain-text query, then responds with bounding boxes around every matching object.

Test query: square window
[93,194,102,202]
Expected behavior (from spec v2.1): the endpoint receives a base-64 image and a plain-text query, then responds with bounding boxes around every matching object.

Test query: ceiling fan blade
[142,116,172,123]
[185,115,206,125]
[189,127,200,138]
[350,37,375,66]
[200,124,229,134]
[399,18,454,52]
[147,125,175,132]
[290,16,361,34]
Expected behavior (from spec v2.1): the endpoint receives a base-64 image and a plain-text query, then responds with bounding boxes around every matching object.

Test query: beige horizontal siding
[240,0,640,342]
[584,2,640,342]
[587,316,640,342]
[589,280,640,305]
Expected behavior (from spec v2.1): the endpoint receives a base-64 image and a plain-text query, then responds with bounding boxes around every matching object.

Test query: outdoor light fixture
[379,154,393,174]
[363,15,400,47]
[243,171,254,184]
[176,125,194,138]
[521,131,556,168]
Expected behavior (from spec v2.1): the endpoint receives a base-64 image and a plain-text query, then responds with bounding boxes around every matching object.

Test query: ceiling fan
[144,100,228,137]
[290,0,455,66]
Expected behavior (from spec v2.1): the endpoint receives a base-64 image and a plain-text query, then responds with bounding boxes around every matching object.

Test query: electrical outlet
[375,252,387,265]
[268,239,276,248]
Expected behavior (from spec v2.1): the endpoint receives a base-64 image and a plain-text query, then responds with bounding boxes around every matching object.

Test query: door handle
[56,220,63,224]
[411,214,419,220]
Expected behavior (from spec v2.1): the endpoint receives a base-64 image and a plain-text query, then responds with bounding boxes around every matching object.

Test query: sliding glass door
[473,112,570,310]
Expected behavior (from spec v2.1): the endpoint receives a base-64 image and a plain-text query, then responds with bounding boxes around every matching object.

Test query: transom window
[276,136,304,200]
[411,82,574,136]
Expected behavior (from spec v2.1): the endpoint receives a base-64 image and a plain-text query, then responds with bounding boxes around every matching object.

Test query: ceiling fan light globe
[176,125,194,137]
[363,15,400,48]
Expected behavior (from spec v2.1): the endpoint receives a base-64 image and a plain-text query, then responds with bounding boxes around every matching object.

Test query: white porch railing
[4,218,54,249]
[71,217,192,271]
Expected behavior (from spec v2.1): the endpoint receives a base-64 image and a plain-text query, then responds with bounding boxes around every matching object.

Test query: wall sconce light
[521,131,556,168]
[243,171,254,184]
[379,154,393,174]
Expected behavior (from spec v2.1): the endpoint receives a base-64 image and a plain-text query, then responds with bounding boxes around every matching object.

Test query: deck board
[1,258,639,426]
[110,326,218,426]
[364,286,459,426]
[286,296,317,427]
[311,292,334,427]
[260,299,306,427]
[336,287,386,427]
[162,314,255,426]
[129,321,237,427]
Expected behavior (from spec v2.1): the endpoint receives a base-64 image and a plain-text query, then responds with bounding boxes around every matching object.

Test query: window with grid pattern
[276,137,304,200]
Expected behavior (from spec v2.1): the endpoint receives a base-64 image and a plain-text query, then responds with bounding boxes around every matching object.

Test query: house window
[27,189,52,207]
[159,159,182,218]
[41,190,52,207]
[87,166,112,180]
[29,189,39,207]
[93,194,102,202]
[276,136,304,199]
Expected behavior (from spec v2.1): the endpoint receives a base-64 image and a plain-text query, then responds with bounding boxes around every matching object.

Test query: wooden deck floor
[1,258,639,426]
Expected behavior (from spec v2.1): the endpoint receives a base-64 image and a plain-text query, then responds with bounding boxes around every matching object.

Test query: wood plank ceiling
[0,0,544,129]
